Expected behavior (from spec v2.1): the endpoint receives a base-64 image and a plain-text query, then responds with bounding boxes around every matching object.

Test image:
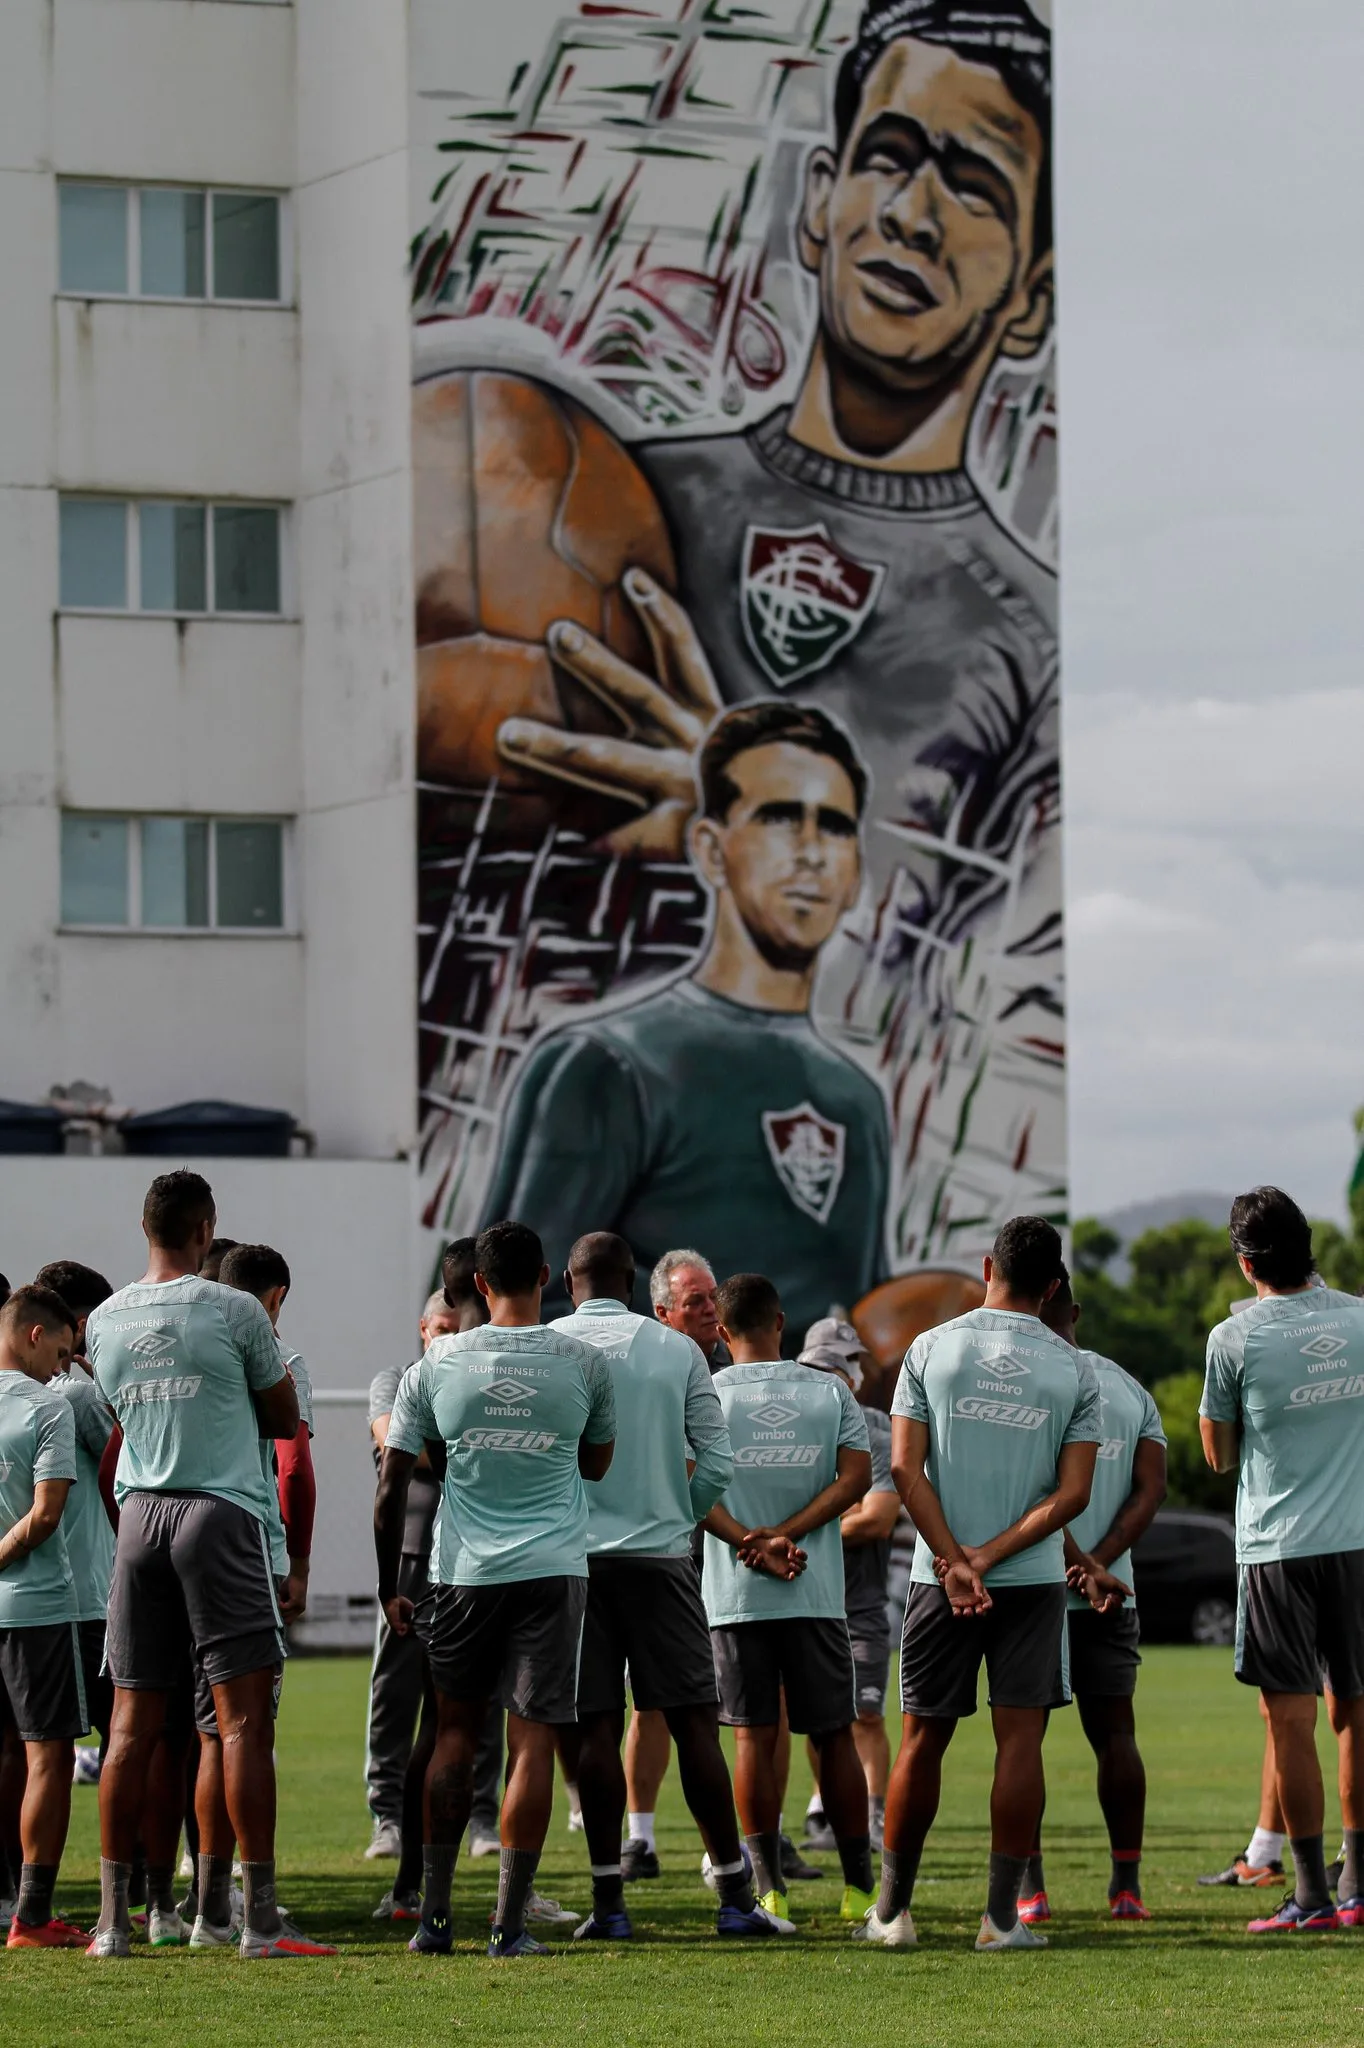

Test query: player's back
[1205,1288,1364,1563]
[895,1307,1100,1587]
[53,1365,116,1621]
[0,1370,77,1622]
[1066,1351,1165,1607]
[84,1275,281,1524]
[406,1325,614,1585]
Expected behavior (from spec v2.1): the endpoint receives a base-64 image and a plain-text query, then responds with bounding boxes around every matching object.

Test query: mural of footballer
[482,702,891,1342]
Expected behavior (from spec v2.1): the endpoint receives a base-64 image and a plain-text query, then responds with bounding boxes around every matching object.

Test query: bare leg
[501,1715,559,1850]
[731,1723,784,1900]
[1258,1691,1284,1832]
[876,1713,957,1920]
[100,1688,169,1864]
[853,1713,891,1800]
[1263,1689,1332,1914]
[624,1707,670,1838]
[19,1739,73,1866]
[989,1706,1047,1856]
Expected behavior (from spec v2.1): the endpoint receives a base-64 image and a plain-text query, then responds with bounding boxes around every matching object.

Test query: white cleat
[975,1912,1047,1952]
[526,1891,580,1926]
[189,1914,237,1950]
[148,1904,189,1947]
[467,1827,501,1859]
[853,1908,918,1947]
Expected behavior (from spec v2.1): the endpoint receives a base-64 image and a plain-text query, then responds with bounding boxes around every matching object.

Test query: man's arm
[890,1414,990,1614]
[703,1501,805,1580]
[371,1408,433,1471]
[1200,1327,1244,1473]
[1201,1417,1239,1474]
[254,1376,300,1442]
[958,1440,1099,1578]
[579,1437,614,1481]
[578,1349,617,1483]
[374,1445,417,1634]
[98,1425,122,1530]
[764,1444,871,1546]
[0,1479,74,1573]
[275,1428,317,1625]
[840,1489,901,1546]
[1087,1438,1167,1569]
[682,1349,733,1523]
[226,1291,299,1440]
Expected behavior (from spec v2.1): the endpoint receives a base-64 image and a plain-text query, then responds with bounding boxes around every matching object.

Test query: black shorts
[1237,1550,1364,1697]
[850,1631,892,1717]
[710,1617,855,1736]
[0,1621,88,1742]
[1067,1605,1141,1699]
[77,1618,115,1739]
[193,1605,286,1734]
[418,1576,586,1724]
[577,1556,719,1717]
[105,1491,284,1700]
[900,1581,1070,1718]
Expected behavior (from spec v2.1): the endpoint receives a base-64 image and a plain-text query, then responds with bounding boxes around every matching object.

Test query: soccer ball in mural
[414,370,677,838]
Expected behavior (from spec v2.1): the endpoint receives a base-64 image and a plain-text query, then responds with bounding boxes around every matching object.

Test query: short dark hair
[567,1231,636,1296]
[218,1243,291,1299]
[700,701,868,824]
[1038,1259,1073,1334]
[199,1237,240,1283]
[1229,1187,1315,1292]
[990,1215,1064,1298]
[33,1261,113,1316]
[474,1221,545,1299]
[441,1236,479,1310]
[142,1170,215,1253]
[0,1274,10,1310]
[832,0,1053,259]
[715,1272,783,1339]
[1,1283,77,1339]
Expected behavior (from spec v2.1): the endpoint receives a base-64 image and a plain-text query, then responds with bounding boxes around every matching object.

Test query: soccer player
[0,1285,87,1948]
[1200,1186,1364,1934]
[374,1221,615,1959]
[1197,1710,1289,1890]
[864,1216,1101,1952]
[552,1232,784,1939]
[1016,1268,1167,1925]
[33,1263,117,1773]
[703,1272,873,1927]
[798,1320,900,1853]
[83,1170,333,1960]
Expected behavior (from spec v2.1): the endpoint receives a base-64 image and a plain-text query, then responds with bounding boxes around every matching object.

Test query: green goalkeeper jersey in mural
[482,979,890,1345]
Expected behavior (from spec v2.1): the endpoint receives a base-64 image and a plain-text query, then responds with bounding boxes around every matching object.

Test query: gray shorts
[1067,1605,1141,1699]
[710,1617,856,1736]
[0,1621,88,1742]
[1237,1550,1364,1697]
[106,1491,283,1699]
[417,1576,587,1725]
[577,1556,719,1718]
[900,1581,1070,1719]
[850,1630,892,1717]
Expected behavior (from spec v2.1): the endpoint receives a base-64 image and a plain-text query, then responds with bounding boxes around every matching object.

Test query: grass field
[3,1647,1362,2045]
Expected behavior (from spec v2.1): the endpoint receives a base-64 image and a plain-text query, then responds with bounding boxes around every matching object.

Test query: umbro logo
[126,1331,175,1357]
[750,1402,800,1428]
[1300,1335,1347,1360]
[481,1378,538,1407]
[977,1353,1030,1380]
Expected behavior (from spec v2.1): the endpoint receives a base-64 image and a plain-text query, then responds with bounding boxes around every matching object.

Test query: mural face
[412,0,1062,1346]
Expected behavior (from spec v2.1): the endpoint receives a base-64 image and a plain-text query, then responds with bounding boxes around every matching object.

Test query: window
[60,815,290,932]
[59,498,285,616]
[57,182,284,303]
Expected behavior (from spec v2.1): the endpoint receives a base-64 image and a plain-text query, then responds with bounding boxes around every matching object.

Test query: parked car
[1131,1508,1238,1646]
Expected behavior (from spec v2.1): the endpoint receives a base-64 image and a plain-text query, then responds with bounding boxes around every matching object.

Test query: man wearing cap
[798,1320,900,1852]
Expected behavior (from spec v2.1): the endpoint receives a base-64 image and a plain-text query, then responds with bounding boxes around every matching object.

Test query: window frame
[58,496,292,620]
[55,179,292,308]
[58,813,296,937]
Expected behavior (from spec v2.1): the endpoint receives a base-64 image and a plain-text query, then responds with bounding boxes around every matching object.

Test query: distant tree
[1153,1371,1236,1514]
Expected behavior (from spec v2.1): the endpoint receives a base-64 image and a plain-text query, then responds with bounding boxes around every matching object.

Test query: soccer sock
[96,1857,133,1938]
[837,1833,874,1896]
[1245,1826,1284,1868]
[495,1847,539,1939]
[197,1853,233,1927]
[241,1858,283,1939]
[986,1851,1029,1933]
[1109,1851,1141,1901]
[744,1831,784,1901]
[146,1862,178,1915]
[128,1853,146,1910]
[422,1844,458,1922]
[16,1862,57,1928]
[712,1858,756,1914]
[590,1862,625,1917]
[1289,1833,1331,1914]
[1023,1851,1046,1897]
[1338,1829,1364,1900]
[876,1845,920,1922]
[868,1795,885,1833]
[627,1811,656,1851]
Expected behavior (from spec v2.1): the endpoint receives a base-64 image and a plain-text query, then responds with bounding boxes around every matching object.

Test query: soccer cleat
[803,1815,838,1853]
[1247,1896,1338,1934]
[853,1908,918,1947]
[1336,1896,1364,1928]
[364,1818,402,1860]
[468,1826,501,1859]
[1110,1891,1151,1922]
[8,1916,89,1949]
[757,1887,790,1920]
[373,1888,423,1921]
[72,1746,101,1787]
[620,1838,660,1882]
[407,1913,453,1955]
[178,1850,196,1881]
[717,1900,795,1937]
[573,1908,633,1940]
[840,1884,876,1922]
[148,1904,189,1947]
[239,1926,339,1959]
[1198,1853,1284,1888]
[86,1925,133,1958]
[1017,1891,1051,1924]
[1328,1856,1345,1893]
[487,1926,549,1959]
[567,1810,585,1834]
[189,1915,237,1949]
[975,1913,1047,1951]
[526,1891,579,1926]
[780,1833,823,1882]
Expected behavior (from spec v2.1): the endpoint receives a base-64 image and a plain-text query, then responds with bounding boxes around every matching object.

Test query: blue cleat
[407,1913,453,1955]
[573,1908,633,1941]
[716,1899,795,1937]
[488,1925,550,1958]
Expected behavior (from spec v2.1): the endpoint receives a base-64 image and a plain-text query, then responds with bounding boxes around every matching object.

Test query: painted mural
[411,0,1062,1343]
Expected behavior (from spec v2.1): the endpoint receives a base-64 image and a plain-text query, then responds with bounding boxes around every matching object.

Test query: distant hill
[1093,1192,1237,1280]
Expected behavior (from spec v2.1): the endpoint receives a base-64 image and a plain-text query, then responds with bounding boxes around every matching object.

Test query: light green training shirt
[388,1324,616,1586]
[1065,1349,1166,1611]
[0,1371,79,1628]
[85,1277,285,1527]
[892,1307,1103,1589]
[1201,1286,1364,1564]
[551,1299,732,1558]
[54,1365,117,1622]
[703,1361,869,1626]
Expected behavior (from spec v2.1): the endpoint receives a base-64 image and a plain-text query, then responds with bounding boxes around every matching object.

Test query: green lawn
[4,1647,1363,2045]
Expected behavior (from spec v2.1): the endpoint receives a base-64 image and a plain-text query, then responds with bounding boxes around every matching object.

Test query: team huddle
[1,1173,1362,1957]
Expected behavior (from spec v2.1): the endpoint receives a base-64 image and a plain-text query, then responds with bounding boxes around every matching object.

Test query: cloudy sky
[1057,0,1364,1220]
